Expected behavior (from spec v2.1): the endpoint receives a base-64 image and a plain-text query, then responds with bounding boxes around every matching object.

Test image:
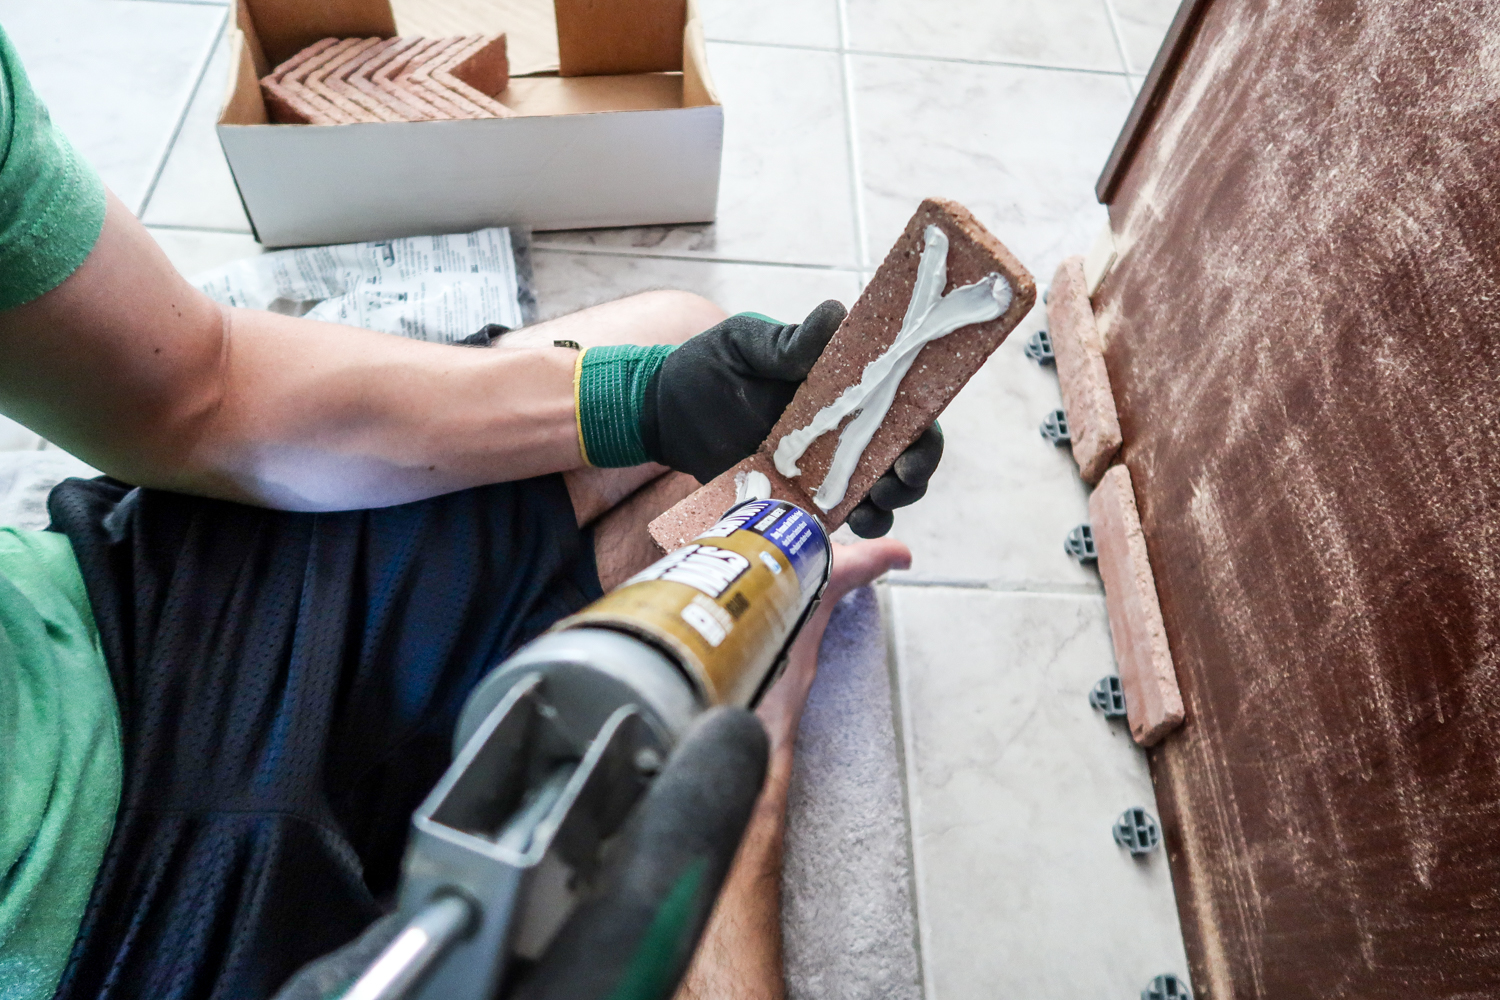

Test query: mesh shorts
[45,475,602,1000]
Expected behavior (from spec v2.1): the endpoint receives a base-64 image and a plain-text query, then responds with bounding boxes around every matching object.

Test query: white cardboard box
[218,0,723,247]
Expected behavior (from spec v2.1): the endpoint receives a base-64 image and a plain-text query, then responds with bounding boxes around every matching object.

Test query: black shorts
[46,475,602,1000]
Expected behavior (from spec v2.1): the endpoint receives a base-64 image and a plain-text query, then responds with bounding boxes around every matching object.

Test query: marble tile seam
[529,245,867,272]
[136,10,228,218]
[146,223,257,235]
[835,0,870,271]
[880,577,1104,596]
[711,37,1136,79]
[1100,0,1135,83]
[884,591,940,1000]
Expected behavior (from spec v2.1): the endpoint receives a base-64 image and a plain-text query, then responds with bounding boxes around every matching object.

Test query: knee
[630,290,728,346]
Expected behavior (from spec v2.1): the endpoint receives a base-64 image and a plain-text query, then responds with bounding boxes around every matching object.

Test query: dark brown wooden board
[1094,1,1500,997]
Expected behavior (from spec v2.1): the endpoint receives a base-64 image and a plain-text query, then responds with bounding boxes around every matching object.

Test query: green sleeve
[0,22,106,311]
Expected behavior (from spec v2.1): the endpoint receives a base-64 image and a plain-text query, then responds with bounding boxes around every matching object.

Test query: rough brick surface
[374,37,450,120]
[434,35,514,118]
[402,36,477,119]
[263,35,515,124]
[1088,464,1184,747]
[648,453,811,551]
[356,37,441,121]
[1048,255,1122,484]
[284,37,370,124]
[307,37,385,123]
[649,197,1034,545]
[330,37,403,123]
[445,34,510,96]
[261,37,342,125]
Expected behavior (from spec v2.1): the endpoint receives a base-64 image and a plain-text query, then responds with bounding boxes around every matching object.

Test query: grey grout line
[530,244,865,272]
[709,35,1134,79]
[880,577,1104,596]
[835,0,870,270]
[145,223,256,235]
[136,9,227,218]
[705,37,840,54]
[1100,0,1135,76]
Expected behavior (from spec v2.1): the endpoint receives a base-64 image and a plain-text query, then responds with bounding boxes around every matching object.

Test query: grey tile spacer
[1113,806,1161,855]
[1040,408,1071,445]
[1142,973,1191,1000]
[1064,523,1097,563]
[1089,676,1127,718]
[1024,328,1055,365]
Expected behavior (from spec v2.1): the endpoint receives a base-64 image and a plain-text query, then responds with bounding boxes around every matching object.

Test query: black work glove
[640,301,847,483]
[844,422,944,538]
[637,301,945,538]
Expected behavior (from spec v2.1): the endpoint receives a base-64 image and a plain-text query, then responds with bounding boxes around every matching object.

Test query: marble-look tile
[142,29,253,233]
[854,57,1130,285]
[1111,0,1181,75]
[889,587,1191,999]
[699,0,840,48]
[1,0,227,210]
[0,415,45,453]
[529,249,862,325]
[534,43,859,268]
[147,227,264,279]
[886,303,1100,589]
[846,0,1124,72]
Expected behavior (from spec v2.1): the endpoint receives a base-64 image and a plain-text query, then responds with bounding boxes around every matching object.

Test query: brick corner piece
[649,197,1035,552]
[1088,464,1185,747]
[1047,255,1122,485]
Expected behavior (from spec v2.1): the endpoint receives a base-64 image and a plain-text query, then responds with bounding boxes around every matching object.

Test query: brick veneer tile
[649,198,1034,549]
[1047,255,1122,484]
[1089,464,1185,747]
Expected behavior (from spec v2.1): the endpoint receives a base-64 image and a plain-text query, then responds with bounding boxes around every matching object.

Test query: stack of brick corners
[649,197,1035,552]
[261,35,513,125]
[1046,253,1184,748]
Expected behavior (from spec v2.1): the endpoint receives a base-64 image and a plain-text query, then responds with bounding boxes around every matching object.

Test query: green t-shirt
[0,531,119,1000]
[0,19,120,1000]
[0,21,105,309]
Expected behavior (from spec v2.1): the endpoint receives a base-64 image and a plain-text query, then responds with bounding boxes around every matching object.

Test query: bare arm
[0,191,583,510]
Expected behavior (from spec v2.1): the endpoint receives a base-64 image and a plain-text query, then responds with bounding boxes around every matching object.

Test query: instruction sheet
[194,227,524,343]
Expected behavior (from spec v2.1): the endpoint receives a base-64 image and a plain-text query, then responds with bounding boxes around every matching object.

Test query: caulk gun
[342,497,831,1000]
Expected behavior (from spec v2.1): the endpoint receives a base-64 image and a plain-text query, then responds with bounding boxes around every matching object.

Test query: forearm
[0,192,584,509]
[187,305,581,509]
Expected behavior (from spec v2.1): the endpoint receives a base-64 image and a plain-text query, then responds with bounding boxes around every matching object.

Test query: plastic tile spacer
[1040,409,1071,445]
[1113,806,1161,855]
[1141,973,1192,1000]
[1089,676,1127,718]
[1064,523,1097,563]
[1024,329,1055,365]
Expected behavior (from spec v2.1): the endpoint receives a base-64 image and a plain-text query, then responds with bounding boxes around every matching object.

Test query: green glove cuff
[574,344,676,467]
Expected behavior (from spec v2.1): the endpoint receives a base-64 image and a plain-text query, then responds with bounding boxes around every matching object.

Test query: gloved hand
[571,301,944,538]
[844,422,943,538]
[641,301,847,483]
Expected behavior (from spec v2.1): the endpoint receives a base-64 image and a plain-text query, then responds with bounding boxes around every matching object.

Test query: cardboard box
[218,0,723,247]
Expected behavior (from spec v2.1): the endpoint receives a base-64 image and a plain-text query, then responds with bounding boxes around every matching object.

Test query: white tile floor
[1,0,1192,994]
